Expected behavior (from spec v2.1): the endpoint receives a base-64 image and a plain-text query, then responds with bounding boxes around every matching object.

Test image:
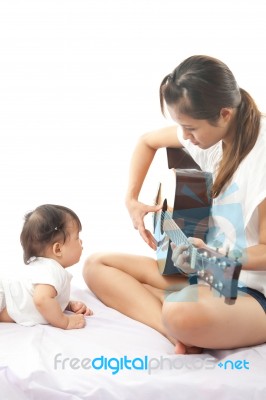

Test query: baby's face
[60,219,83,268]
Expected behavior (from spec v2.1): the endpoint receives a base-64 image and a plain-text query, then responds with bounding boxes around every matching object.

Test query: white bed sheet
[1,264,266,400]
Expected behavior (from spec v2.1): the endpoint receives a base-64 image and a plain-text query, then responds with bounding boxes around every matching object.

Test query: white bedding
[1,264,266,400]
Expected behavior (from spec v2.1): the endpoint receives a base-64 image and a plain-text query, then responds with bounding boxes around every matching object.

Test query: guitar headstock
[192,247,242,304]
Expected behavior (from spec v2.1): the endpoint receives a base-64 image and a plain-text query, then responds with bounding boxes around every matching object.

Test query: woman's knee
[162,288,211,334]
[162,301,192,334]
[82,252,107,285]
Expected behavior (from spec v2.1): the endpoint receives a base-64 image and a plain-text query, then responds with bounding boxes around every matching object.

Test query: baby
[0,204,93,329]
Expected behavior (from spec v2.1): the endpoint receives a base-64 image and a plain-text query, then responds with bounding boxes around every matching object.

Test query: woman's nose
[182,128,193,140]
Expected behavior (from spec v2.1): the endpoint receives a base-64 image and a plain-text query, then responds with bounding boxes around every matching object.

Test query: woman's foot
[174,341,203,354]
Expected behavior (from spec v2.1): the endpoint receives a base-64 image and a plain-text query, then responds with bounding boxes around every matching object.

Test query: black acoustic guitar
[153,148,242,304]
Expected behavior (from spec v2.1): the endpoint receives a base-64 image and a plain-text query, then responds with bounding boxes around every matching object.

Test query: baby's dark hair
[20,204,82,264]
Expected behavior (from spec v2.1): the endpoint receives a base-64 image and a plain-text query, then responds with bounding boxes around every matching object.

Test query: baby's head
[20,204,82,266]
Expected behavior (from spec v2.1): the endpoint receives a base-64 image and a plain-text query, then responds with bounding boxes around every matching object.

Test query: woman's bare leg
[84,253,266,351]
[83,252,187,344]
[162,284,266,350]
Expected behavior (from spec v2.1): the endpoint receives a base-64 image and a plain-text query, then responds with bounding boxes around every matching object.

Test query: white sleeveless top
[177,116,266,295]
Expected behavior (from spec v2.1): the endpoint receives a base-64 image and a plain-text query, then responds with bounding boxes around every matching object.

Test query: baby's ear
[52,242,62,257]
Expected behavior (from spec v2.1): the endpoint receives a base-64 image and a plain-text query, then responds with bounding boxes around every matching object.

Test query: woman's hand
[126,198,162,250]
[170,242,194,275]
[171,237,207,275]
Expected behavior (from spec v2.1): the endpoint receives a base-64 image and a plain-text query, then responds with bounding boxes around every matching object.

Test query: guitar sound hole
[160,199,168,235]
[162,199,167,212]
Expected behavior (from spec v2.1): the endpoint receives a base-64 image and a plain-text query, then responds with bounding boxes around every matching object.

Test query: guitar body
[154,167,212,275]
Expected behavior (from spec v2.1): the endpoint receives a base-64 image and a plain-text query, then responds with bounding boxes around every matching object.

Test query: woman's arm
[33,284,85,329]
[126,125,182,204]
[243,198,266,270]
[125,125,182,248]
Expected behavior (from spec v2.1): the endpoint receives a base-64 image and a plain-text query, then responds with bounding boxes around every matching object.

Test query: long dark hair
[20,204,82,264]
[160,55,261,197]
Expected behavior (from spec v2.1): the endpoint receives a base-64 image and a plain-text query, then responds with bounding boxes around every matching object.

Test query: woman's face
[167,104,234,149]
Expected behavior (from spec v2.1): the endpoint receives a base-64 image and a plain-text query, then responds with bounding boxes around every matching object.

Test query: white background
[0,0,266,274]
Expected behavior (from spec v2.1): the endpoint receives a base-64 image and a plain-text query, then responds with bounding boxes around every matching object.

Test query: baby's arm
[33,284,85,329]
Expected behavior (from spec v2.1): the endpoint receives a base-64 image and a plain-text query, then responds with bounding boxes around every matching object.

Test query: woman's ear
[52,242,62,257]
[220,107,233,122]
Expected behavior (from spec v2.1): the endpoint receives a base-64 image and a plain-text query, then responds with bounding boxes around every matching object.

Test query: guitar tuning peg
[212,239,223,252]
[228,249,243,260]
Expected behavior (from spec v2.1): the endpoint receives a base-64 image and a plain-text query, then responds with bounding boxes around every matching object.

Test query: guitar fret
[190,247,197,270]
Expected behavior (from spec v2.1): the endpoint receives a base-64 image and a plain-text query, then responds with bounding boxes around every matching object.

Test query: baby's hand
[68,301,93,316]
[66,313,86,330]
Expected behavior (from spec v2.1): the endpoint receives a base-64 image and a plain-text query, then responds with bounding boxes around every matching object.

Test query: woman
[83,55,266,353]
